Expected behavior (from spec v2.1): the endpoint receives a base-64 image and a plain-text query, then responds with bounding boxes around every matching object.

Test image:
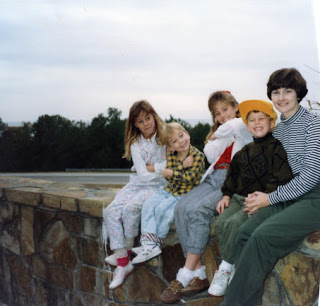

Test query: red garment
[214,143,234,168]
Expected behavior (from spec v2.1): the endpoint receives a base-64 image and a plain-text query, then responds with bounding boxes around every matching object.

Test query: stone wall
[0,176,319,306]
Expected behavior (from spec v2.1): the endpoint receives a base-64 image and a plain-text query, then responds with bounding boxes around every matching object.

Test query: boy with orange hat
[208,99,293,297]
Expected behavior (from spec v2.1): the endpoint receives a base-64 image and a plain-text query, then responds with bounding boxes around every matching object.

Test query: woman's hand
[146,164,155,172]
[209,134,217,141]
[244,192,270,215]
[216,195,230,214]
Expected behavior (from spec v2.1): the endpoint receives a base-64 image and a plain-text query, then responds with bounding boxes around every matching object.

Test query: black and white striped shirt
[268,106,320,204]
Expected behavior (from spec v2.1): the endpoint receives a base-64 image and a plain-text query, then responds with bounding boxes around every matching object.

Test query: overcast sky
[1,0,320,125]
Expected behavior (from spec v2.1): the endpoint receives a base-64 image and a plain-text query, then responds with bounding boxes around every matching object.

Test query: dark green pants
[221,183,320,306]
[215,194,248,264]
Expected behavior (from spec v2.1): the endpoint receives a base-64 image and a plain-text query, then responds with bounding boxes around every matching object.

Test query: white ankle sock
[176,267,195,287]
[194,265,207,280]
[114,248,128,259]
[219,260,234,272]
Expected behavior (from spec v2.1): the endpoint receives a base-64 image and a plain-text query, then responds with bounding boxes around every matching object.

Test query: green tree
[0,122,35,171]
[86,108,129,169]
[32,115,75,170]
[164,115,210,152]
[165,115,192,131]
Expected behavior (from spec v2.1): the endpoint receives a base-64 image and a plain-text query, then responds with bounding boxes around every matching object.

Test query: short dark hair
[267,68,308,102]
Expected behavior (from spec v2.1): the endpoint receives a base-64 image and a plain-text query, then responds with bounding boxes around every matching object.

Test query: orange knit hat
[239,99,277,125]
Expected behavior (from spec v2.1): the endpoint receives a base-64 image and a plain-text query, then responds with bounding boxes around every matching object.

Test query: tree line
[0,108,210,172]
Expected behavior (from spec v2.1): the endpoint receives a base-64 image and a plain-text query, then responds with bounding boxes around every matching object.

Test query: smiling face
[134,111,156,139]
[168,129,190,153]
[271,87,299,119]
[246,111,275,138]
[213,101,238,125]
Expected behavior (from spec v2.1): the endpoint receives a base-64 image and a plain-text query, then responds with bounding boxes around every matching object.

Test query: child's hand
[216,196,230,214]
[183,156,194,168]
[162,169,173,178]
[146,164,155,172]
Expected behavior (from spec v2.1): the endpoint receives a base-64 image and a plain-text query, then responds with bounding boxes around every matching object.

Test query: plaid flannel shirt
[164,145,205,196]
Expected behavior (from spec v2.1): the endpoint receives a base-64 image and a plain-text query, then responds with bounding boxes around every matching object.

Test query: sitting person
[222,68,320,306]
[208,99,293,297]
[160,91,252,304]
[132,122,205,265]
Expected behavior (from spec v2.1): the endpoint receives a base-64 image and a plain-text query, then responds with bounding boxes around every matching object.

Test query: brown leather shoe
[181,277,210,297]
[160,280,183,303]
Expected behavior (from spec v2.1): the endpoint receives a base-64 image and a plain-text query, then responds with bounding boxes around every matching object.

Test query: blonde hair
[159,122,186,147]
[205,91,240,143]
[123,100,164,160]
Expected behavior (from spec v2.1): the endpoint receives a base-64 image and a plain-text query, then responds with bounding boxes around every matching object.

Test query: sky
[1,0,320,126]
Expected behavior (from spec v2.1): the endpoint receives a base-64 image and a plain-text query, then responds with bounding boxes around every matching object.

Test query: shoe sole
[182,286,209,297]
[208,289,225,297]
[109,267,135,290]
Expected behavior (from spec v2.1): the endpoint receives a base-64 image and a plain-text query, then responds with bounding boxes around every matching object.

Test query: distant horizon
[5,117,212,128]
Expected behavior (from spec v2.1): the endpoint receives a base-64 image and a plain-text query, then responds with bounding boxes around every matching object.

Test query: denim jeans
[141,188,181,238]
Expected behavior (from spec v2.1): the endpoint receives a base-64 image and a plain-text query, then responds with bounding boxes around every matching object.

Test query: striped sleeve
[268,110,320,204]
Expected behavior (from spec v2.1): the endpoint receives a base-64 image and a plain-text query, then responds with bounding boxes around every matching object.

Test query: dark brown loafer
[181,277,210,297]
[160,280,183,303]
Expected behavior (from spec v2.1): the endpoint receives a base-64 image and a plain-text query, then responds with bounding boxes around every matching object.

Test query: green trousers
[215,194,248,264]
[221,183,320,306]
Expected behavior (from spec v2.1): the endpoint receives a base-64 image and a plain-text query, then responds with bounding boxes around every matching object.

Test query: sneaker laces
[212,270,230,287]
[168,281,182,294]
[141,241,158,254]
[188,277,199,285]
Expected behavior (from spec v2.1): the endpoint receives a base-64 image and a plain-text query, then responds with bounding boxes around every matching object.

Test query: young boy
[132,122,205,265]
[208,99,293,297]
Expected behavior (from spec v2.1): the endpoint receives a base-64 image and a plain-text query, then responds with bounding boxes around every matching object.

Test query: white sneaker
[131,242,162,265]
[131,246,143,256]
[208,268,234,297]
[104,254,118,267]
[109,261,134,289]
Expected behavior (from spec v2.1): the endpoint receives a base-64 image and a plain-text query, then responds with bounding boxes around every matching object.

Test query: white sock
[219,260,234,272]
[194,265,207,280]
[114,248,128,259]
[176,267,195,287]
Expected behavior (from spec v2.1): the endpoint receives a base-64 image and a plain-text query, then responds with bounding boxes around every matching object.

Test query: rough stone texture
[32,255,47,279]
[6,187,42,206]
[21,206,34,256]
[48,264,75,290]
[34,209,56,242]
[8,254,32,298]
[162,244,185,282]
[187,296,223,305]
[82,217,99,238]
[0,176,319,306]
[276,252,320,306]
[59,212,81,234]
[33,278,48,305]
[39,220,78,268]
[78,197,113,217]
[1,213,20,255]
[78,265,97,293]
[77,237,100,267]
